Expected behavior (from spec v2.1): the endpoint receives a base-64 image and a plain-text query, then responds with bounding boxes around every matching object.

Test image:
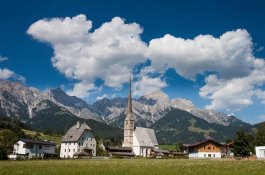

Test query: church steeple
[127,76,132,116]
[123,77,135,148]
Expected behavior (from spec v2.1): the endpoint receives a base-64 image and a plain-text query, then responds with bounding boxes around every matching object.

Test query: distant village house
[10,138,56,159]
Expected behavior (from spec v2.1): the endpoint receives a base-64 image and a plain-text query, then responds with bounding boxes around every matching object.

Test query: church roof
[134,127,158,147]
[61,122,92,143]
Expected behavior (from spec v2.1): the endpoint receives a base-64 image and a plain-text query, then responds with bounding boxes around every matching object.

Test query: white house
[122,79,159,157]
[255,146,265,159]
[60,121,96,158]
[132,127,159,157]
[184,139,222,159]
[12,138,56,159]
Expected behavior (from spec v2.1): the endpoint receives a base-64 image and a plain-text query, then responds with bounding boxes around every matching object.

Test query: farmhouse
[60,121,96,158]
[255,146,265,159]
[12,138,56,159]
[184,139,222,159]
[122,79,159,157]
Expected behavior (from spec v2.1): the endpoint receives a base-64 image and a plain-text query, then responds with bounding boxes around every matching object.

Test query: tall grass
[0,159,264,175]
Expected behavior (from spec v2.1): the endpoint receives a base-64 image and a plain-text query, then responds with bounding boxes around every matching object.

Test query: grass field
[1,159,265,175]
[159,145,177,151]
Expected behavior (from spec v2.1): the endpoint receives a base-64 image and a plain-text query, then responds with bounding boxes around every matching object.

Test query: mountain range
[0,80,255,143]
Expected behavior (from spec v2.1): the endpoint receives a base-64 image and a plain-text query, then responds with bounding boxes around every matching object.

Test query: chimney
[76,121,80,129]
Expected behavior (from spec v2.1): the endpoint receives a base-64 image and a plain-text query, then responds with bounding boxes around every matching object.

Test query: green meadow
[1,159,265,175]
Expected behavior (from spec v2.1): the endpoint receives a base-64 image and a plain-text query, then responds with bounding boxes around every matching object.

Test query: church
[122,79,159,157]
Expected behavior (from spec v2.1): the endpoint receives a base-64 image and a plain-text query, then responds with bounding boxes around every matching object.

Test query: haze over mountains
[0,80,254,143]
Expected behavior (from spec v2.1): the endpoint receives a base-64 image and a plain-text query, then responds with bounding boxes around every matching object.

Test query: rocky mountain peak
[49,87,89,109]
[171,98,195,112]
[140,89,170,106]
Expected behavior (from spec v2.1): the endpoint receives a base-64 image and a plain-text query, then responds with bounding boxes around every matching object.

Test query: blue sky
[0,0,265,124]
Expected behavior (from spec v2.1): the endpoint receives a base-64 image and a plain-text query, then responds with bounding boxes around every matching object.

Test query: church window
[131,122,133,125]
[126,122,128,125]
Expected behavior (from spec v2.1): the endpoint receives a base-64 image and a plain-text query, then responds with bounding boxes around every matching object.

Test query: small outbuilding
[255,146,265,159]
[106,146,135,158]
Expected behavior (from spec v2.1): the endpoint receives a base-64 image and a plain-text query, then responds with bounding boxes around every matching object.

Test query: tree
[232,131,255,157]
[175,142,184,152]
[256,123,265,146]
[0,129,19,160]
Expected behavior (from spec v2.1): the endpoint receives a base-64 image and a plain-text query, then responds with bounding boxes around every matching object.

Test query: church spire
[127,76,132,114]
[123,76,134,148]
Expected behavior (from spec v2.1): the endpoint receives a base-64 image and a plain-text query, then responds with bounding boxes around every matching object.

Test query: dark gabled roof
[109,152,135,156]
[153,148,170,154]
[61,122,93,142]
[184,139,222,148]
[106,146,133,151]
[20,138,56,146]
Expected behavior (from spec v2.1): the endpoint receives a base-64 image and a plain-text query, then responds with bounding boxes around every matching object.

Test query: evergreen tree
[232,131,255,157]
[256,123,265,146]
[0,129,19,159]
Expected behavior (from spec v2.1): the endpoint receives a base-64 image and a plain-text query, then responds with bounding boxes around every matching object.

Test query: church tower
[122,77,135,148]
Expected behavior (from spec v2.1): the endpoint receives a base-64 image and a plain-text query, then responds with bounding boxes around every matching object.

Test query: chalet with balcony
[184,139,222,159]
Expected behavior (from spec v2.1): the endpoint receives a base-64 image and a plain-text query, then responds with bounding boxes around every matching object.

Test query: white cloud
[0,56,8,62]
[66,81,96,98]
[200,59,265,112]
[148,29,253,80]
[133,66,167,97]
[96,94,108,101]
[28,15,147,98]
[148,29,265,112]
[0,68,25,82]
[0,68,14,79]
[256,89,265,104]
[27,14,265,112]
